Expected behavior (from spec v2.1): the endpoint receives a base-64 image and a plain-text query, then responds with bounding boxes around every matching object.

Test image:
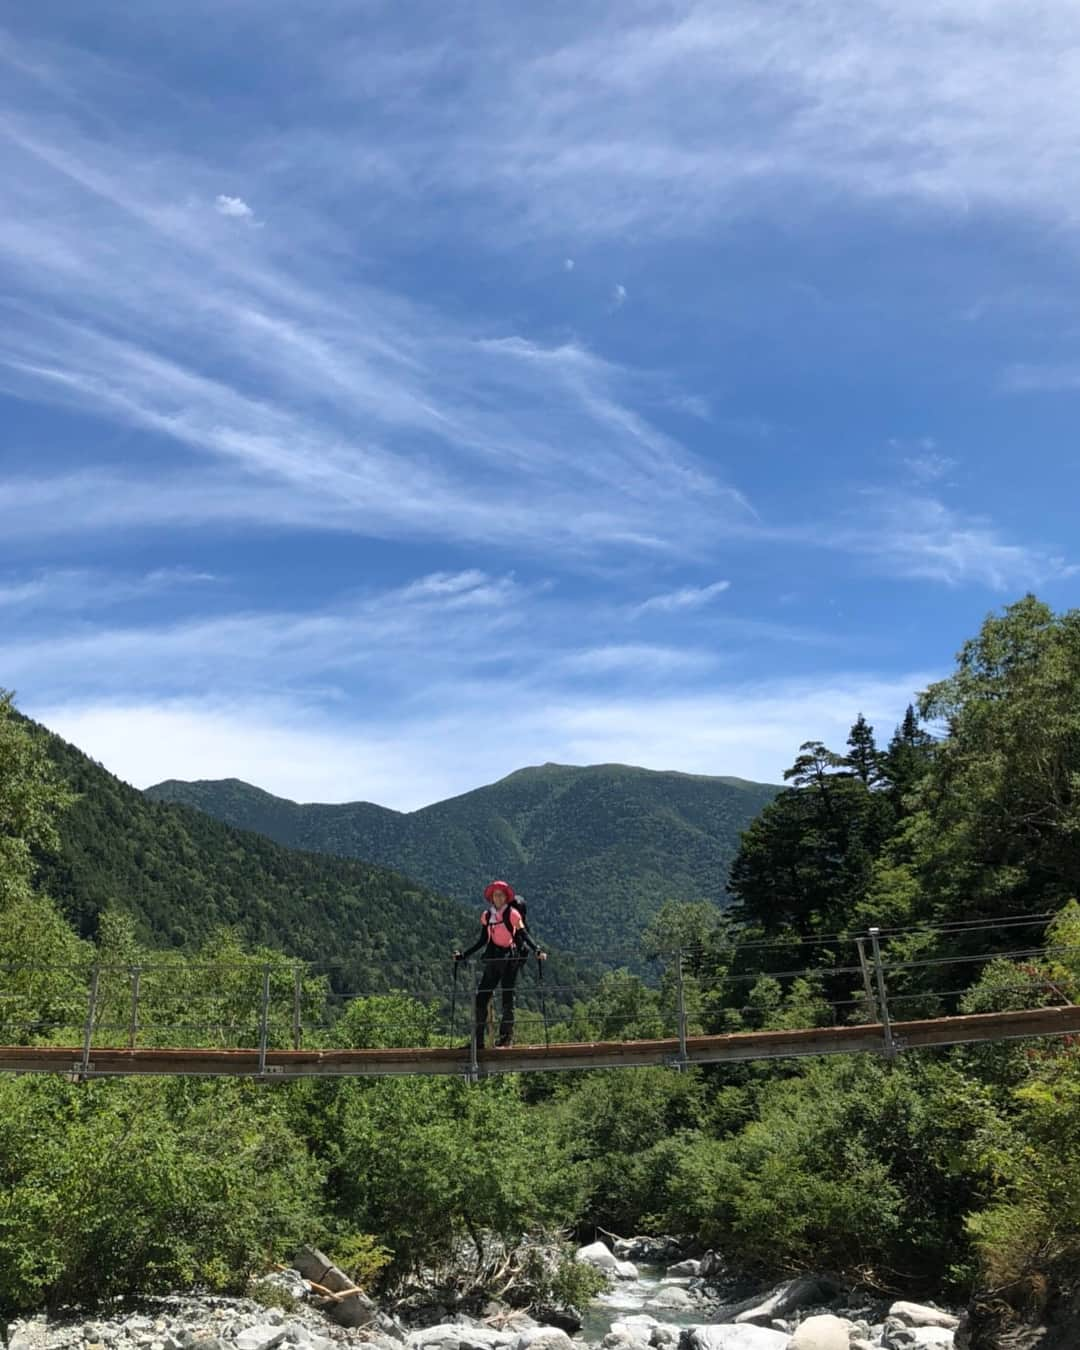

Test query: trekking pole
[450,957,459,1044]
[538,957,549,1048]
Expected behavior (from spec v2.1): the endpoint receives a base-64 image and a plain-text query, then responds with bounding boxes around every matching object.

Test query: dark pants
[475,953,522,1047]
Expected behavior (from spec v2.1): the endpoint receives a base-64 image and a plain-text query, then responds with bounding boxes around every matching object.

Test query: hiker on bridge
[454,879,546,1049]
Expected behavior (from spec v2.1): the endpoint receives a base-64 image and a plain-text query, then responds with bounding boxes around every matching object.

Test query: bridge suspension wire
[0,920,1077,1078]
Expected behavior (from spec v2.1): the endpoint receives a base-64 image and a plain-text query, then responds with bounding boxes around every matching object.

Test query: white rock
[686,1327,790,1350]
[233,1328,287,1350]
[887,1305,959,1332]
[611,1318,660,1338]
[602,1335,650,1350]
[788,1315,851,1350]
[667,1261,701,1278]
[884,1330,954,1349]
[512,1330,575,1350]
[650,1288,694,1310]
[576,1240,621,1272]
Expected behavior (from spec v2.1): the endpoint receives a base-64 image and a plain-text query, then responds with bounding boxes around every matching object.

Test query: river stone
[650,1329,680,1348]
[788,1315,851,1350]
[667,1261,701,1278]
[603,1334,651,1350]
[684,1327,790,1350]
[512,1329,575,1350]
[611,1317,659,1337]
[884,1329,955,1349]
[888,1304,959,1331]
[698,1253,725,1280]
[651,1289,695,1310]
[234,1329,288,1350]
[577,1241,623,1273]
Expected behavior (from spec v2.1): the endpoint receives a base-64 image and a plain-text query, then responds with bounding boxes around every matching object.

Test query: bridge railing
[1,915,1076,1059]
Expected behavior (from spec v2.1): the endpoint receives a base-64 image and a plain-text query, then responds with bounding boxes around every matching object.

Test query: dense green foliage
[145,763,778,956]
[7,595,1080,1335]
[26,719,500,999]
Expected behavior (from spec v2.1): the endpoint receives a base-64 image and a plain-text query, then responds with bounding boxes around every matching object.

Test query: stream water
[579,1267,704,1344]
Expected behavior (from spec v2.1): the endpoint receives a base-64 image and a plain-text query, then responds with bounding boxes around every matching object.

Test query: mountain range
[146,764,778,956]
[30,720,479,999]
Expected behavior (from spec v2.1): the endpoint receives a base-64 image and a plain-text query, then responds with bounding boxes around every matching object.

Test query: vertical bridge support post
[257,964,271,1076]
[868,927,897,1059]
[856,938,878,1023]
[79,964,100,1080]
[673,949,689,1071]
[292,966,303,1051]
[128,965,142,1049]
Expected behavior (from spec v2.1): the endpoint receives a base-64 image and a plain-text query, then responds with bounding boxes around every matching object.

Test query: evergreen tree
[846,713,883,787]
[882,704,934,808]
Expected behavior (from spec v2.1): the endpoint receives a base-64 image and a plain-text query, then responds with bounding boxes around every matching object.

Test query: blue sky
[2,0,1078,809]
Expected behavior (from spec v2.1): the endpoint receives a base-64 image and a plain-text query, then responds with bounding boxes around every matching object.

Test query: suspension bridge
[1,918,1076,1080]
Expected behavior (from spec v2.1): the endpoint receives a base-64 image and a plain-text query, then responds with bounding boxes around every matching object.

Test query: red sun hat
[484,879,515,903]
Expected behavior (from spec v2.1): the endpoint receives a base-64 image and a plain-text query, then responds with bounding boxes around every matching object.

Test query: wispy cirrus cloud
[0,93,746,560]
[0,566,214,613]
[830,492,1077,590]
[634,580,731,615]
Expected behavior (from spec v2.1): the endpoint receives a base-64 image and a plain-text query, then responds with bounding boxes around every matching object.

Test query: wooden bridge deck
[2,1004,1078,1079]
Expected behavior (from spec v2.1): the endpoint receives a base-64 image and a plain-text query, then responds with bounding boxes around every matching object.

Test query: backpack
[482,899,529,954]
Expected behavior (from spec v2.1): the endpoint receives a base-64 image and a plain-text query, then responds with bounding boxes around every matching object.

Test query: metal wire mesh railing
[0,914,1077,1077]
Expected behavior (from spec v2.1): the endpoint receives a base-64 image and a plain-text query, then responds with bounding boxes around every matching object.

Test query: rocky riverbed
[2,1241,964,1350]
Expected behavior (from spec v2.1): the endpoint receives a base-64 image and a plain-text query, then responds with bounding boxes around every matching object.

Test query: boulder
[408,1328,517,1350]
[888,1304,959,1332]
[698,1253,726,1280]
[668,1261,701,1278]
[513,1329,575,1350]
[651,1288,695,1310]
[732,1277,841,1326]
[684,1327,790,1350]
[528,1307,582,1336]
[788,1315,851,1350]
[577,1241,622,1273]
[603,1335,651,1350]
[611,1317,660,1338]
[650,1327,681,1348]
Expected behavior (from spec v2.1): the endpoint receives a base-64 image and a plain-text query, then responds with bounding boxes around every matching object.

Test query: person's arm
[456,924,488,960]
[517,920,545,958]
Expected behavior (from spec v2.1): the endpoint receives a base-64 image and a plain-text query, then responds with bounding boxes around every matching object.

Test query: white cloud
[557,644,719,676]
[29,669,927,809]
[214,194,253,219]
[0,566,214,612]
[2,570,526,699]
[832,493,1075,589]
[0,111,748,559]
[635,580,731,614]
[563,258,574,271]
[612,283,627,307]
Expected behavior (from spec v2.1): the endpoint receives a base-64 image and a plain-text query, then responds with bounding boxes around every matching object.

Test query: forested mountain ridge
[146,762,779,953]
[25,719,489,996]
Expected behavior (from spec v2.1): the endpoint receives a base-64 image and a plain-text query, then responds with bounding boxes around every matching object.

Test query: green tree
[0,693,74,908]
[846,714,884,787]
